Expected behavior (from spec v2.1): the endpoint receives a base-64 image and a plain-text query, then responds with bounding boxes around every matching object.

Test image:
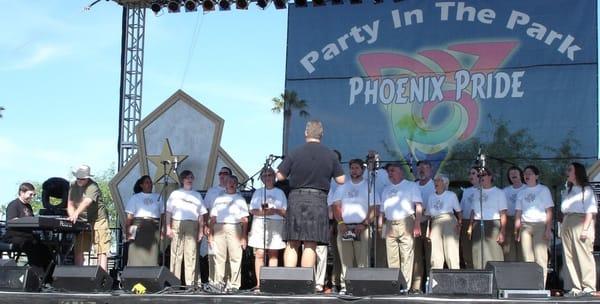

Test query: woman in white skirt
[514,165,553,286]
[427,174,462,270]
[248,168,287,292]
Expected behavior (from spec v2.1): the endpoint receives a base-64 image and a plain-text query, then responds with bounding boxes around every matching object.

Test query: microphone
[475,145,482,167]
[481,153,486,169]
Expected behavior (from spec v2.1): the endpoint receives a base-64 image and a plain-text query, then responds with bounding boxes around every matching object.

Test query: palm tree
[271,90,309,154]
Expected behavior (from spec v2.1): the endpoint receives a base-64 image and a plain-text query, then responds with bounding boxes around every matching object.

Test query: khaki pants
[519,221,548,285]
[460,220,473,269]
[472,220,504,269]
[315,245,327,286]
[561,214,596,292]
[376,228,388,267]
[337,224,370,288]
[411,221,430,290]
[429,214,460,269]
[386,216,415,289]
[503,216,520,261]
[213,223,243,289]
[170,219,199,285]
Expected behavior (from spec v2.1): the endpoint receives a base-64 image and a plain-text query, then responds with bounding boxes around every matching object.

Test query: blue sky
[0,1,287,204]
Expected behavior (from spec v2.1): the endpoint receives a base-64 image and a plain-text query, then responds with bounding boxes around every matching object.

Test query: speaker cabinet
[0,266,41,292]
[121,266,180,292]
[345,267,406,296]
[53,266,113,292]
[260,267,314,294]
[428,269,493,296]
[485,261,544,291]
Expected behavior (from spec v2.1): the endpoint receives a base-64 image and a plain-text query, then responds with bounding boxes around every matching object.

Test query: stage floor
[2,291,600,304]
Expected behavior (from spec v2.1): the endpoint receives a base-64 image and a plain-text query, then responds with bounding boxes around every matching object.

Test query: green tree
[271,90,309,154]
[441,116,583,200]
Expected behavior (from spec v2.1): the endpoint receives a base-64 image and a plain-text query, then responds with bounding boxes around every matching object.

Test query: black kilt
[285,189,329,245]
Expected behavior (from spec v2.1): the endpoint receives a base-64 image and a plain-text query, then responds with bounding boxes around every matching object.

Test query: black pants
[4,231,54,271]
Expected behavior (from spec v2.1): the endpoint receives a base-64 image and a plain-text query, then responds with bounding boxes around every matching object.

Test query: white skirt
[248,218,286,250]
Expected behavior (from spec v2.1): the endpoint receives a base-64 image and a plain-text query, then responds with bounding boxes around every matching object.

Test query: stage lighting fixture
[167,0,181,12]
[294,0,307,7]
[236,0,249,9]
[150,2,163,13]
[312,0,325,6]
[273,0,286,9]
[331,0,343,5]
[202,0,216,11]
[218,0,231,10]
[184,0,198,11]
[256,0,270,9]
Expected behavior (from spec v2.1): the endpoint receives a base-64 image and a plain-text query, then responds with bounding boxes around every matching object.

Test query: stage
[2,291,600,304]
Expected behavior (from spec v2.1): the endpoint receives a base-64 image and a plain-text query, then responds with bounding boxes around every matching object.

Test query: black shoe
[408,289,423,295]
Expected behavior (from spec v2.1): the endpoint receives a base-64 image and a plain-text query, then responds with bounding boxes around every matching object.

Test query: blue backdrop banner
[285,0,598,175]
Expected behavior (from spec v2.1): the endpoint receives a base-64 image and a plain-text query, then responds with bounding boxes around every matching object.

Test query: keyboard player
[3,182,54,274]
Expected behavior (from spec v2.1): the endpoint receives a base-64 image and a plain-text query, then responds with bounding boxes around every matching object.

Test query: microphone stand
[157,160,176,267]
[260,155,276,267]
[475,149,485,269]
[366,154,378,268]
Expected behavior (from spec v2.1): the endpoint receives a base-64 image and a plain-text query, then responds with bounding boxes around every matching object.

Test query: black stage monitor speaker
[428,269,493,296]
[485,261,544,291]
[53,265,113,292]
[345,267,406,296]
[121,266,180,292]
[0,266,41,292]
[260,267,314,294]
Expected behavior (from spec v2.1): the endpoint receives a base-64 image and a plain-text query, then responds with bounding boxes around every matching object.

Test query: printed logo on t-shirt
[23,208,32,217]
[144,197,154,205]
[525,192,536,203]
[509,193,517,205]
[265,196,276,208]
[468,193,476,204]
[433,199,443,211]
[348,188,359,198]
[481,193,489,203]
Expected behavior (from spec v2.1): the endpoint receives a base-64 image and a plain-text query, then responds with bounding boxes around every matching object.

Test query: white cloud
[0,44,72,71]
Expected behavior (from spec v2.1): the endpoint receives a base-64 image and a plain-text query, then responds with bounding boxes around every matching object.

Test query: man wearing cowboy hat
[67,165,111,271]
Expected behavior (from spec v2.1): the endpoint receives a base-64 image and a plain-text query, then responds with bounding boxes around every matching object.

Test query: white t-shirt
[327,177,344,207]
[210,193,250,224]
[503,184,526,216]
[471,187,508,220]
[250,187,287,221]
[166,189,207,221]
[380,179,423,220]
[333,179,379,224]
[427,191,461,217]
[515,184,553,223]
[460,186,478,219]
[125,192,163,218]
[561,185,598,214]
[418,179,435,221]
[204,185,225,210]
